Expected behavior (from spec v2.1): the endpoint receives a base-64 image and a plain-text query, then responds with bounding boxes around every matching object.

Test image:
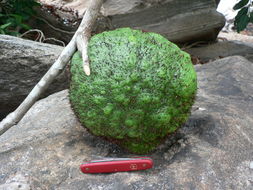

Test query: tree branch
[0,0,104,135]
[76,0,104,76]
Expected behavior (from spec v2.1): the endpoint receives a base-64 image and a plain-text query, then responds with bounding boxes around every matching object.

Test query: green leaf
[0,22,12,29]
[235,7,248,19]
[233,0,249,10]
[250,12,253,22]
[19,23,31,30]
[9,31,20,36]
[9,14,23,24]
[235,7,250,32]
[0,29,6,34]
[0,0,39,36]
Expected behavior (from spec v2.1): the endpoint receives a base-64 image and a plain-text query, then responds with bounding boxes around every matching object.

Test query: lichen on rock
[69,28,197,154]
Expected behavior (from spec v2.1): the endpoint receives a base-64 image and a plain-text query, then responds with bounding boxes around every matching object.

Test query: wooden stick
[0,0,104,135]
[76,0,104,75]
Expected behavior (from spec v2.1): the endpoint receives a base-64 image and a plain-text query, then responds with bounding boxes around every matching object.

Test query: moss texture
[69,28,197,154]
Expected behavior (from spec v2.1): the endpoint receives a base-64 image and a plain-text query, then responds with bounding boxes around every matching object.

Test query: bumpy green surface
[69,28,197,154]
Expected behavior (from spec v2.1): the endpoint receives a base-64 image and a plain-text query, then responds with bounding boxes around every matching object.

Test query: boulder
[185,40,253,63]
[1,56,253,189]
[0,35,66,120]
[36,0,225,44]
[102,0,225,44]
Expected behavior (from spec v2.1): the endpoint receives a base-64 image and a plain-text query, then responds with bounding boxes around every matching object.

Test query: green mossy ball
[69,28,197,154]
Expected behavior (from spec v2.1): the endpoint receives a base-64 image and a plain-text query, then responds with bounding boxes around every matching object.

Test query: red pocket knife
[80,157,153,174]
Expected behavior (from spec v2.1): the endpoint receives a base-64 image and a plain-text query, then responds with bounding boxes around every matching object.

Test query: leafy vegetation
[0,0,39,35]
[234,0,253,32]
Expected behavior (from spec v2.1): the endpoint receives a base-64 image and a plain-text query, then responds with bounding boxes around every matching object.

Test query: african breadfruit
[69,28,197,154]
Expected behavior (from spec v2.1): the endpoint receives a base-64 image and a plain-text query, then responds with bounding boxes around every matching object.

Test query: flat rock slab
[186,40,253,63]
[37,0,225,44]
[218,31,253,43]
[1,56,253,189]
[101,0,224,44]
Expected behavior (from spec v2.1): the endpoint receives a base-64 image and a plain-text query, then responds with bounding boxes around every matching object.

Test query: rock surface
[103,0,225,44]
[219,31,253,43]
[186,40,253,63]
[1,56,253,189]
[0,35,66,120]
[37,0,225,44]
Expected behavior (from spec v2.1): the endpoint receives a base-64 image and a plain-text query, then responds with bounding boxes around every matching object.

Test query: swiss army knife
[80,157,153,174]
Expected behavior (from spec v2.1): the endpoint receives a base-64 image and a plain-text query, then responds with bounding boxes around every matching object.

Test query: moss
[69,28,197,154]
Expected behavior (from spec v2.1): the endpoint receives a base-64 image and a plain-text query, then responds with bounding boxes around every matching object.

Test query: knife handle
[80,158,153,173]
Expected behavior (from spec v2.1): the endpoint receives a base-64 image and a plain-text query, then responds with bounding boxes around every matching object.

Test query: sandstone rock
[39,0,221,19]
[104,0,225,44]
[0,174,30,190]
[1,56,253,189]
[0,35,67,120]
[186,40,253,63]
[219,31,253,43]
[37,0,225,44]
